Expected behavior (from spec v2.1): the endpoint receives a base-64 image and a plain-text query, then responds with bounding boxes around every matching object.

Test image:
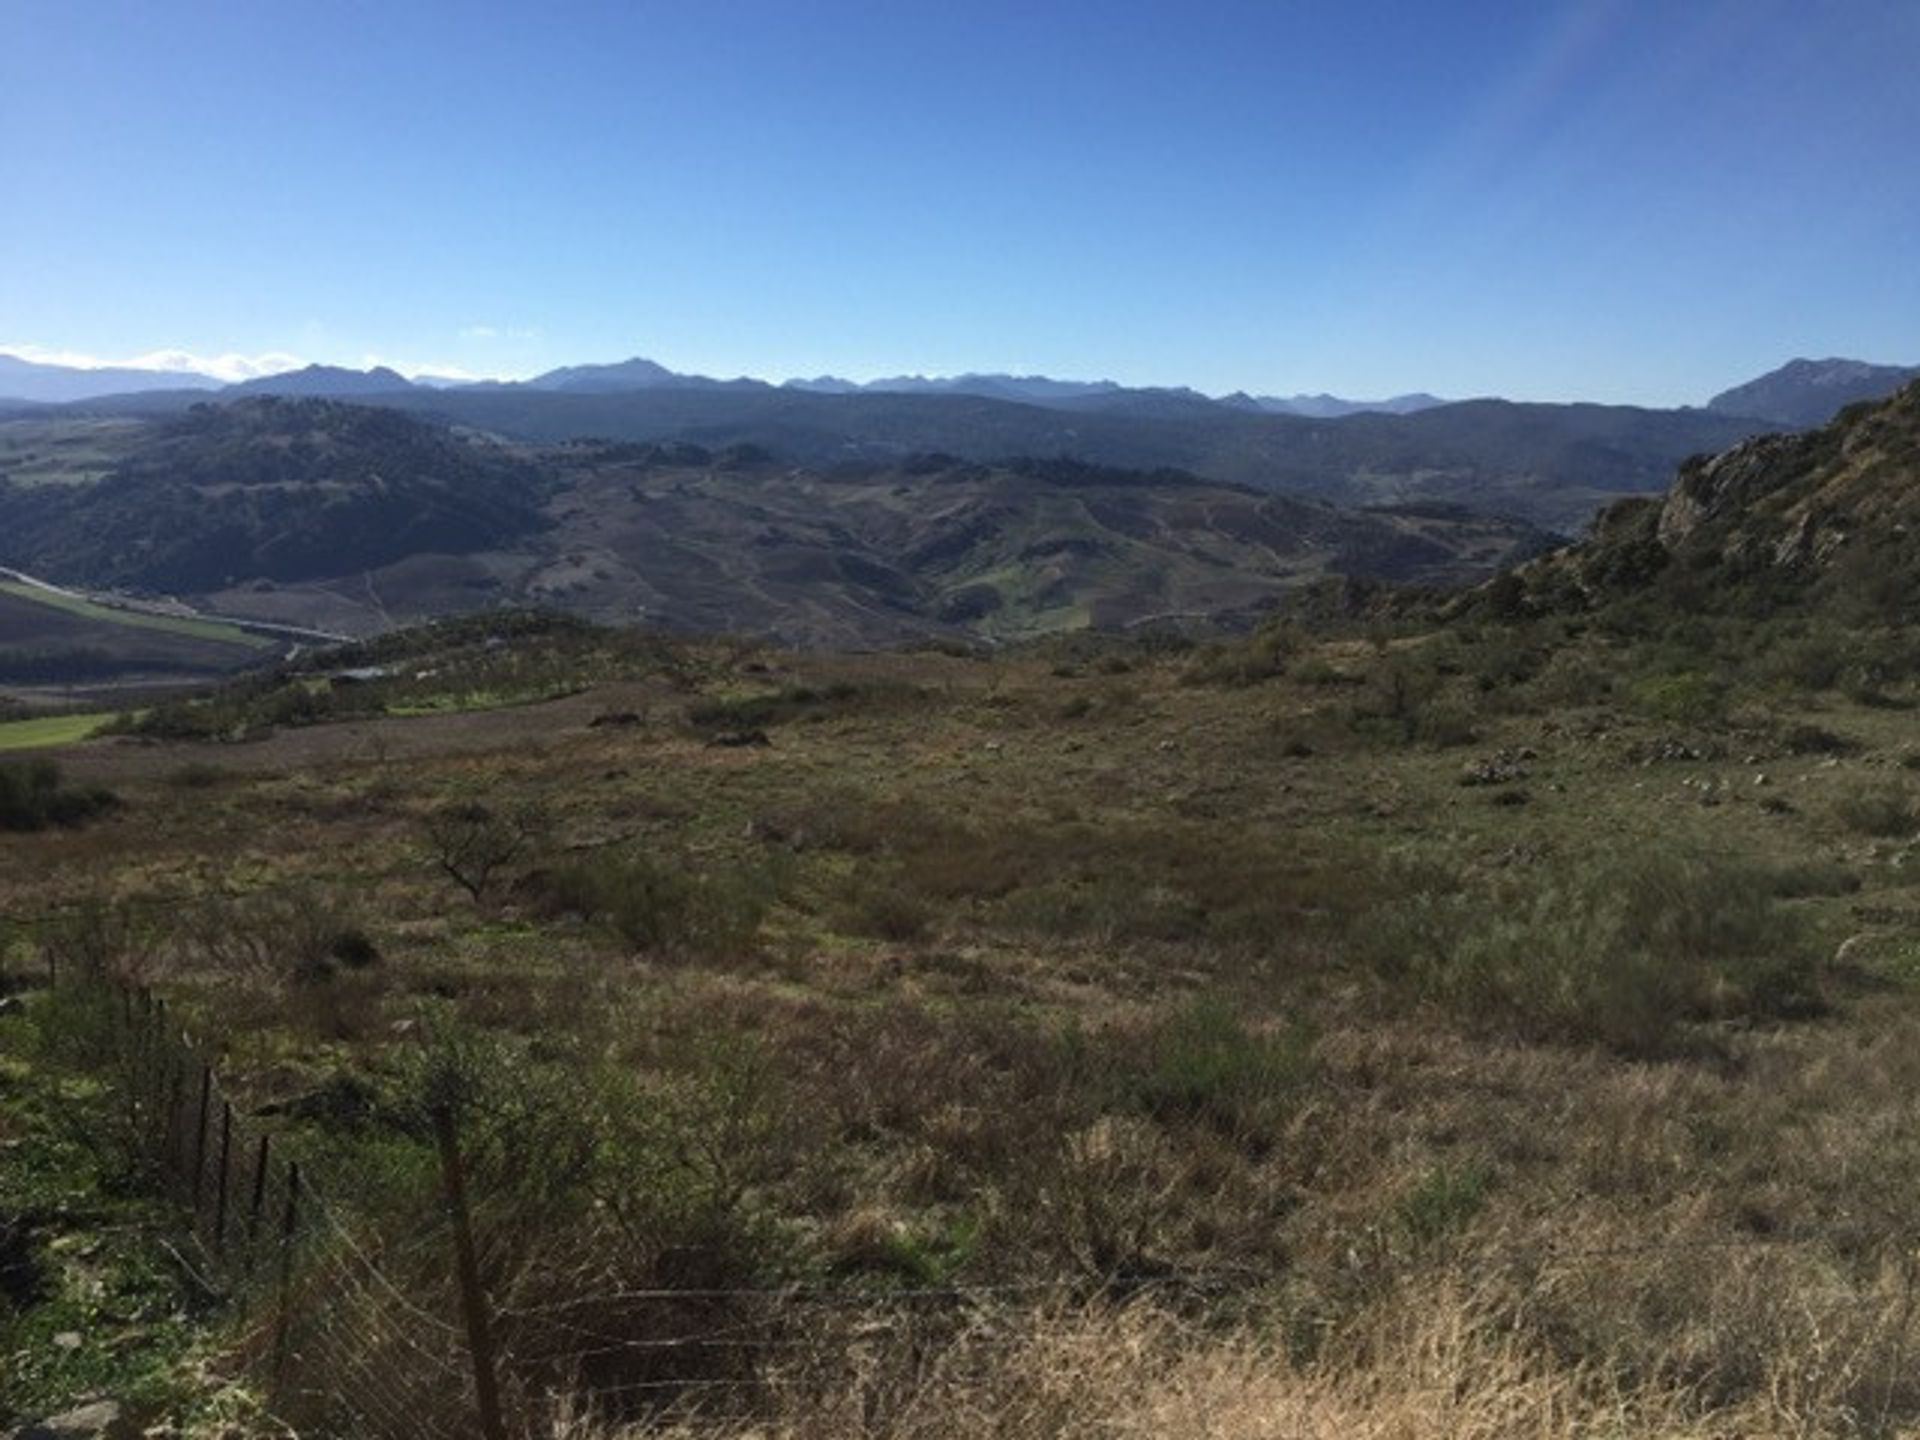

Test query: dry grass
[563,1283,1893,1440]
[16,630,1920,1433]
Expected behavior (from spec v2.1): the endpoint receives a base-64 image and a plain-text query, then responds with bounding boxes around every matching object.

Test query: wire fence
[27,950,1920,1438]
[32,959,1107,1437]
[37,971,477,1437]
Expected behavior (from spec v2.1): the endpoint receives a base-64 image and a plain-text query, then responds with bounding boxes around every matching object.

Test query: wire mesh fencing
[34,955,1920,1439]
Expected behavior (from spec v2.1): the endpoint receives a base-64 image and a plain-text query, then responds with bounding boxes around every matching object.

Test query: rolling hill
[25,359,1780,532]
[0,398,553,593]
[322,383,1774,532]
[0,398,1557,648]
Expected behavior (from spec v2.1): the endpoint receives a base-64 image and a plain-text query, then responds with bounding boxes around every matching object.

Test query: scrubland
[9,608,1920,1436]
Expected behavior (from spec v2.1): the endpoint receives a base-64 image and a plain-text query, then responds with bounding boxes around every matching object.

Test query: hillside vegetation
[0,405,1560,649]
[0,398,552,592]
[1497,380,1920,630]
[2,382,1919,1438]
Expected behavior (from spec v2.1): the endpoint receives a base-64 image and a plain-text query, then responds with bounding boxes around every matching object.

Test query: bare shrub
[423,800,543,900]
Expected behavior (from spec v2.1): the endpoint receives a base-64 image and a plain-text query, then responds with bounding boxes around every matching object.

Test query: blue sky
[2,0,1914,404]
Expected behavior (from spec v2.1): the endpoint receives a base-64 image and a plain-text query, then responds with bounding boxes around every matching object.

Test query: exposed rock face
[1495,379,1920,618]
[1656,434,1800,548]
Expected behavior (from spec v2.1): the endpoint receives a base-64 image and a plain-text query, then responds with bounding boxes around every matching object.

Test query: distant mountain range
[229,363,417,397]
[1707,357,1920,429]
[1,361,1780,533]
[0,350,1452,415]
[7,347,1915,434]
[0,353,222,404]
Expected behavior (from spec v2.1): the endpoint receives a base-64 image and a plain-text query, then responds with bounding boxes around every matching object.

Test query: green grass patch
[0,1009,215,1426]
[385,683,585,717]
[0,582,271,651]
[0,713,109,752]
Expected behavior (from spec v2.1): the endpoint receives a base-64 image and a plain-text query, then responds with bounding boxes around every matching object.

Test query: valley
[4,383,1920,1436]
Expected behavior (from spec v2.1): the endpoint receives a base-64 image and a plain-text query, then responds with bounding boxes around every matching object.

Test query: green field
[0,712,108,751]
[0,582,273,650]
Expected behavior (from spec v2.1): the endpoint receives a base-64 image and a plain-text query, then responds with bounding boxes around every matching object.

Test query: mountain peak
[231,364,418,396]
[528,356,677,390]
[1707,357,1920,429]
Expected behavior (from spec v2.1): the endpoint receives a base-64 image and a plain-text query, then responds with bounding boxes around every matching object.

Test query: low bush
[1355,850,1820,1052]
[1832,782,1920,838]
[1181,622,1302,687]
[1782,723,1856,756]
[834,869,934,942]
[1397,1160,1493,1247]
[0,760,117,832]
[1129,996,1314,1147]
[1764,858,1861,898]
[1630,671,1728,726]
[535,850,776,960]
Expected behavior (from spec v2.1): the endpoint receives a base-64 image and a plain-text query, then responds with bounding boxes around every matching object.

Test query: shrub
[686,681,923,733]
[1398,1161,1493,1246]
[537,851,775,959]
[1130,996,1314,1147]
[180,887,380,986]
[1782,723,1856,756]
[0,760,117,832]
[1181,623,1301,687]
[424,800,542,900]
[165,762,230,789]
[1529,648,1616,707]
[1764,858,1861,898]
[1832,782,1920,838]
[1630,672,1728,726]
[835,870,934,942]
[1356,850,1820,1052]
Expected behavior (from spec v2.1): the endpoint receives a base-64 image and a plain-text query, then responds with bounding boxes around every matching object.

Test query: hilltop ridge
[1500,379,1920,620]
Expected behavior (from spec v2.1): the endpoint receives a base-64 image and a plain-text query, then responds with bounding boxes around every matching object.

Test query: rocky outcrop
[1481,379,1920,620]
[1656,434,1800,548]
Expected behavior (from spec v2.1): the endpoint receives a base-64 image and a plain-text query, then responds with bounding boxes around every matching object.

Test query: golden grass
[567,1284,1882,1440]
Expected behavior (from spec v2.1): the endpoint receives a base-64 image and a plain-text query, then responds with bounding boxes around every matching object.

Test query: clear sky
[2,0,1915,404]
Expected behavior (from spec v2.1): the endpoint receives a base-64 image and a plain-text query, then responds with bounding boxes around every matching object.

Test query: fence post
[432,1103,509,1440]
[273,1161,302,1387]
[213,1099,234,1255]
[191,1062,213,1219]
[244,1133,272,1273]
